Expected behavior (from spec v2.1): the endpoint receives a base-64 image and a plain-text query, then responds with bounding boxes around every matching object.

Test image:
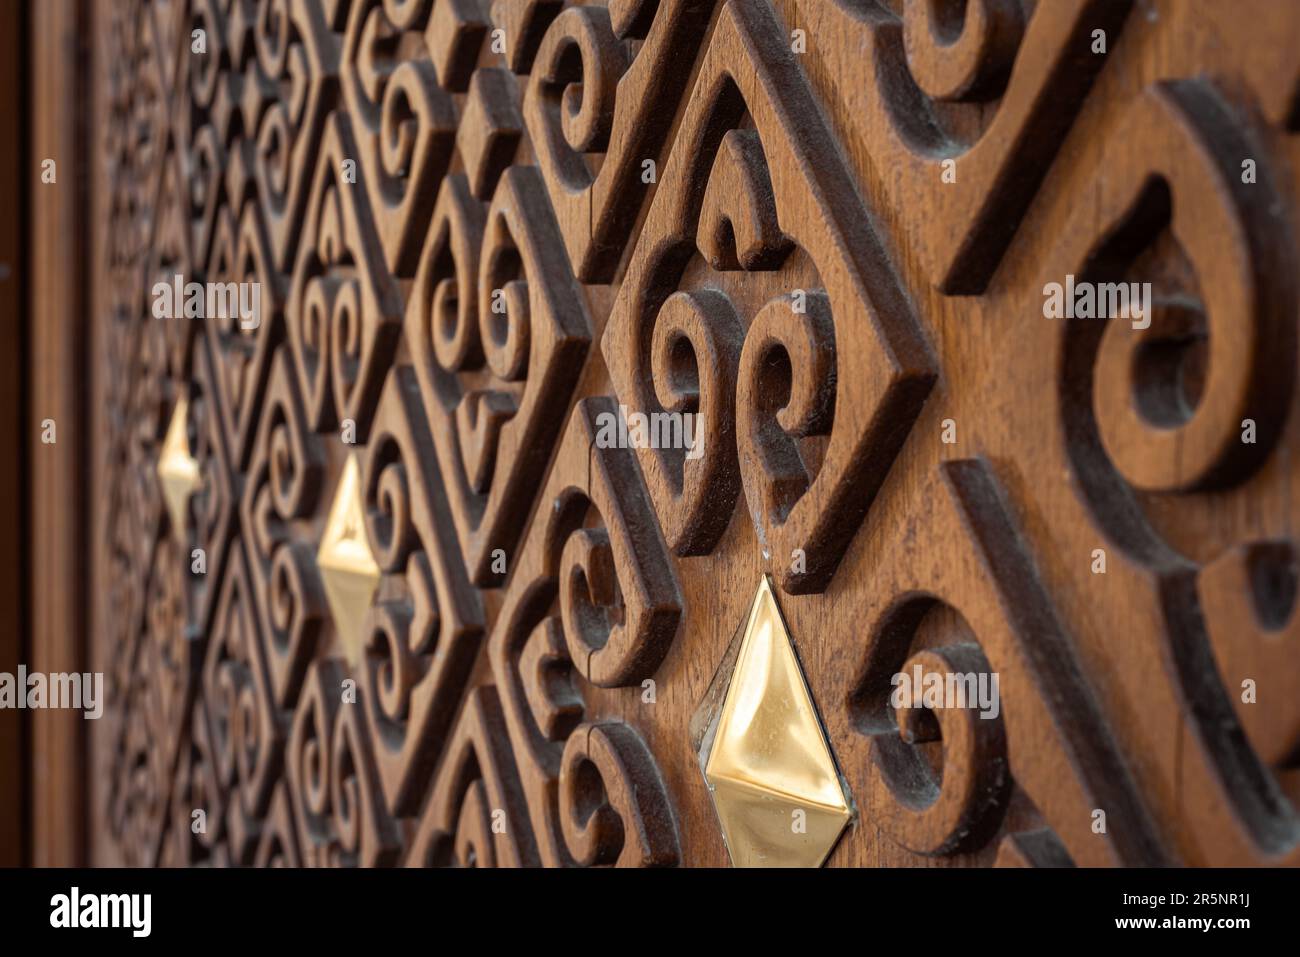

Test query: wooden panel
[80,0,1300,868]
[30,0,87,868]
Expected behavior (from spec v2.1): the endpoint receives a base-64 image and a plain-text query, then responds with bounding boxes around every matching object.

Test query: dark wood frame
[0,0,29,871]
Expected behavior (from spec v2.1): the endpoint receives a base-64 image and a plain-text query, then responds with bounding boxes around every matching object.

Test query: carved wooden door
[58,0,1300,868]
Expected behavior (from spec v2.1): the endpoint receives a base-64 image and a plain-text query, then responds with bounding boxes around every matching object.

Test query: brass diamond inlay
[703,576,852,867]
[317,453,380,665]
[157,395,200,536]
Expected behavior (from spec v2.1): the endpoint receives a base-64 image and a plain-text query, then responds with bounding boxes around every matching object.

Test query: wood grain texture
[31,0,87,868]
[80,0,1300,867]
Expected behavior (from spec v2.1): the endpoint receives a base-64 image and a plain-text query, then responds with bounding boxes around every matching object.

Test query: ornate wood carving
[88,0,1300,867]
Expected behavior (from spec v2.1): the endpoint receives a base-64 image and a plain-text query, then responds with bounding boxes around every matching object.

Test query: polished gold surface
[157,395,200,536]
[317,454,380,665]
[703,576,852,867]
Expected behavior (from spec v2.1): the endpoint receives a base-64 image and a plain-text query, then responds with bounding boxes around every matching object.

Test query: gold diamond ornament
[702,576,853,867]
[317,454,380,666]
[157,395,201,536]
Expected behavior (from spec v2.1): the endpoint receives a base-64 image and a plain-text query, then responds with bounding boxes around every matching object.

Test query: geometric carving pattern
[89,0,1300,868]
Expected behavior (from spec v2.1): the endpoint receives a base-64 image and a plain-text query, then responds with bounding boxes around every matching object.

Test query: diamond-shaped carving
[457,67,522,201]
[158,395,200,535]
[286,112,405,445]
[702,576,852,867]
[601,0,935,595]
[403,165,590,586]
[251,0,341,273]
[424,0,488,92]
[317,454,380,665]
[340,0,457,277]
